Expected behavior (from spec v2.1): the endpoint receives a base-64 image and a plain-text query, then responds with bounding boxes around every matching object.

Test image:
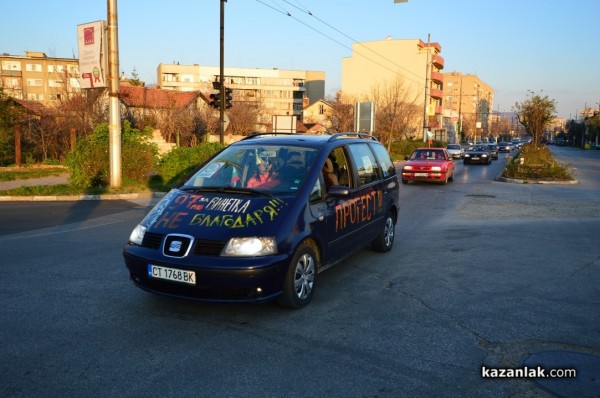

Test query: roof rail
[241,132,296,141]
[327,132,379,142]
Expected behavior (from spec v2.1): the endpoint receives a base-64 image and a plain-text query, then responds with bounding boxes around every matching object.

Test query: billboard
[355,102,375,133]
[77,21,107,88]
[272,115,297,133]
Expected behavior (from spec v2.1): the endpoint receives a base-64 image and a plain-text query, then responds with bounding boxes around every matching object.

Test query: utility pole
[422,33,431,142]
[107,0,121,188]
[219,0,226,145]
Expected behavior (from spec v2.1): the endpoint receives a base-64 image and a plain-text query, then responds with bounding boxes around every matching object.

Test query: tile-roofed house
[10,98,54,119]
[119,85,208,110]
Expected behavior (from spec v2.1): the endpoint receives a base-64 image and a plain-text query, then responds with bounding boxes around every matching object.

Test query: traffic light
[209,81,221,109]
[209,92,220,109]
[224,87,233,109]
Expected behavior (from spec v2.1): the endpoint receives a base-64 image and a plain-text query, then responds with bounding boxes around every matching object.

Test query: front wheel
[277,241,318,309]
[372,212,396,252]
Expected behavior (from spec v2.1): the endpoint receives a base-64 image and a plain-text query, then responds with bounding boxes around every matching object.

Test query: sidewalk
[0,174,69,191]
[0,174,164,202]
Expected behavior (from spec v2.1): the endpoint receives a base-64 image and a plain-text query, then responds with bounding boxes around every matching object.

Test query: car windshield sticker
[196,162,223,178]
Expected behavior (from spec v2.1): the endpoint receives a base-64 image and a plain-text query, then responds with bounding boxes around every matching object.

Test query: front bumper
[401,170,448,182]
[123,248,289,303]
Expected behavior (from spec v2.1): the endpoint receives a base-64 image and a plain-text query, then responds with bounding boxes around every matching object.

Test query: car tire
[276,241,317,309]
[372,212,395,252]
[448,170,454,182]
[402,179,408,184]
[463,160,469,165]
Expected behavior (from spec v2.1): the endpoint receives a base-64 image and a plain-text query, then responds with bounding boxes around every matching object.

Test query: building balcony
[430,71,444,84]
[431,54,444,69]
[430,88,443,99]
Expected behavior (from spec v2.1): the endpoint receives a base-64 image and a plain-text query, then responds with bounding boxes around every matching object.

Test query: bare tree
[327,91,355,133]
[227,100,262,135]
[513,90,557,148]
[369,76,421,150]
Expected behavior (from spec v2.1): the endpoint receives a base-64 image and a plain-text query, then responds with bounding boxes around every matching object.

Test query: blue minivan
[123,133,400,308]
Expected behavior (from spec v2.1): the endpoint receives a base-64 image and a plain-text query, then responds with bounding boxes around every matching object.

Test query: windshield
[183,144,318,194]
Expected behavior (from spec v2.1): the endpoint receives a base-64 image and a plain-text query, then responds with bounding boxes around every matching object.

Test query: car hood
[139,189,294,239]
[405,159,447,167]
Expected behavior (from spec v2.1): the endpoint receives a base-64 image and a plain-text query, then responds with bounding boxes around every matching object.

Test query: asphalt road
[0,146,598,397]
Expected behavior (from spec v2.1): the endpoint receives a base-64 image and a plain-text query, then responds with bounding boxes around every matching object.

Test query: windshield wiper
[179,186,274,198]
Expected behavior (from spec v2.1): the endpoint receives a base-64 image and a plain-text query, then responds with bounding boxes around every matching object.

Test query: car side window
[370,143,396,178]
[330,146,352,188]
[347,143,381,187]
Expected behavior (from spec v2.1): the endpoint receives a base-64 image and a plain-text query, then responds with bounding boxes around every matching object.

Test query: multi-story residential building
[0,51,81,106]
[157,63,325,120]
[443,72,494,143]
[341,36,445,139]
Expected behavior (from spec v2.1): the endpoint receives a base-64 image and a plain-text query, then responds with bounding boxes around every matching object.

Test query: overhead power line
[255,0,425,86]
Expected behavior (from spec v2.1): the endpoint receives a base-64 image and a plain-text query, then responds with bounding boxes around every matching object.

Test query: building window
[25,63,43,72]
[27,93,44,101]
[49,79,63,88]
[48,65,65,73]
[319,105,324,115]
[2,61,21,71]
[4,78,20,89]
[26,79,43,87]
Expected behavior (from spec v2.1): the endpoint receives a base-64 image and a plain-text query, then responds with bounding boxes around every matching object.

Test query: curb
[0,191,167,202]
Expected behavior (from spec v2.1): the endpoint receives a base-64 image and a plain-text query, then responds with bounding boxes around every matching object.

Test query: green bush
[389,140,444,161]
[66,121,158,189]
[157,142,224,187]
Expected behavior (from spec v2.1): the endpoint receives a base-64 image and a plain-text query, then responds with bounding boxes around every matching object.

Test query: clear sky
[2,0,599,119]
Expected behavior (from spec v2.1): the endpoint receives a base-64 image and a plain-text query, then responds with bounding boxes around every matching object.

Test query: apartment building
[157,63,325,119]
[443,72,494,142]
[0,51,81,106]
[341,37,445,138]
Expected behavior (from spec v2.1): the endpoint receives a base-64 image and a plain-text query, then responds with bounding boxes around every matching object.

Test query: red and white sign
[77,21,107,88]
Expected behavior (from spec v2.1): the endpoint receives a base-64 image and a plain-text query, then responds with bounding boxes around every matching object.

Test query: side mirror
[327,185,349,197]
[404,156,409,161]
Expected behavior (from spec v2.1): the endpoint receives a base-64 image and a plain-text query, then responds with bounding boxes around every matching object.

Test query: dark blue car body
[123,133,400,308]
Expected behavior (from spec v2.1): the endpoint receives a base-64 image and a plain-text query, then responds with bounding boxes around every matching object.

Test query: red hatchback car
[401,147,455,184]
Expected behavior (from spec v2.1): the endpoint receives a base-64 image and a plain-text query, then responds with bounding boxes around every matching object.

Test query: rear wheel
[277,241,318,309]
[402,179,408,184]
[372,212,395,252]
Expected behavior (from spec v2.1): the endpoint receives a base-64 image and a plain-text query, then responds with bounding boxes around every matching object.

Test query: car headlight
[464,154,470,157]
[222,237,277,257]
[431,166,442,171]
[482,154,488,157]
[403,165,413,171]
[129,224,147,245]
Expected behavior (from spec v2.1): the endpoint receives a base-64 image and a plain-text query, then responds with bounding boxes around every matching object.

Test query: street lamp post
[422,33,430,142]
[107,0,121,188]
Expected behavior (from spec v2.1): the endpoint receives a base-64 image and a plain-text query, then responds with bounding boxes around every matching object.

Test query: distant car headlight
[464,154,470,157]
[482,154,488,157]
[431,166,442,171]
[222,237,277,257]
[403,165,413,171]
[129,224,147,245]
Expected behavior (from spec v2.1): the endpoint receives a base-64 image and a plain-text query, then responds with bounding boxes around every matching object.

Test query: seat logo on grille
[169,240,182,253]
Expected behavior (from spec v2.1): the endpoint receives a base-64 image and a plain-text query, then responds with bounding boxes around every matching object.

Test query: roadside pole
[107,0,122,188]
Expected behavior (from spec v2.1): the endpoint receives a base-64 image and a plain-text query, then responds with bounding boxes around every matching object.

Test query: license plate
[414,172,428,177]
[471,157,480,160]
[148,264,196,285]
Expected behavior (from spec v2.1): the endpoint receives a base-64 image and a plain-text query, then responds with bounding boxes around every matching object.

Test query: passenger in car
[322,158,339,188]
[247,157,280,188]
